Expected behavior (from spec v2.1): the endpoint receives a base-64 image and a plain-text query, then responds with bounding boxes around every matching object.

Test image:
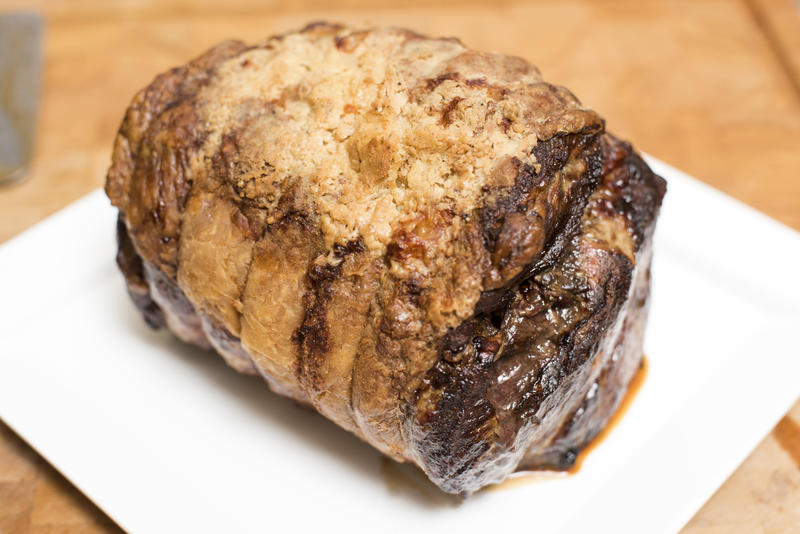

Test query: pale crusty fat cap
[195,23,597,261]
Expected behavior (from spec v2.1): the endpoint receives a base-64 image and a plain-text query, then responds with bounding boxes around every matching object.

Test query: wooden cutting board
[0,0,798,531]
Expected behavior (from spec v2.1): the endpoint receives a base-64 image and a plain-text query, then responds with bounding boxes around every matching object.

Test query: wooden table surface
[0,0,798,532]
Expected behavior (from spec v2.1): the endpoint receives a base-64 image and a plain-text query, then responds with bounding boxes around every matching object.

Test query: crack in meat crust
[106,23,666,494]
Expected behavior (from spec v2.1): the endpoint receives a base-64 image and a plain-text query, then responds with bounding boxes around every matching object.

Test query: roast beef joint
[106,23,666,494]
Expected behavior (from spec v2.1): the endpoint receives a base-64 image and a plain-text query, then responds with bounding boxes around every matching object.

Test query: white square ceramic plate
[1,157,799,534]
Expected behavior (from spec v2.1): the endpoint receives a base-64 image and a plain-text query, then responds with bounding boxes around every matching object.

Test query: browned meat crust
[408,135,664,492]
[106,23,665,494]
